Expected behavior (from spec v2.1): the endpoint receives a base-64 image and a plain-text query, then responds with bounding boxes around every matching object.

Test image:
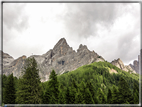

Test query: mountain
[2,38,137,82]
[111,58,136,74]
[129,53,141,74]
[2,38,105,82]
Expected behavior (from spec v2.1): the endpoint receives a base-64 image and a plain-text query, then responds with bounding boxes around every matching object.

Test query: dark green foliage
[107,88,112,104]
[2,74,8,104]
[16,57,42,104]
[42,84,51,104]
[43,70,59,104]
[58,90,66,104]
[64,87,70,104]
[86,81,96,103]
[118,77,133,104]
[97,88,106,104]
[133,82,139,104]
[111,86,119,104]
[2,61,140,104]
[4,73,16,104]
[84,88,94,104]
[69,79,77,103]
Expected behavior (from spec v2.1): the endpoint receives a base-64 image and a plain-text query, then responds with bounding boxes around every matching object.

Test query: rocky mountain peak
[53,38,69,49]
[53,38,71,55]
[129,59,139,74]
[1,51,14,66]
[111,58,136,74]
[77,44,89,53]
[1,51,14,59]
[111,58,125,70]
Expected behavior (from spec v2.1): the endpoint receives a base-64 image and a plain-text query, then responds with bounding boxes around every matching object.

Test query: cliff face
[3,38,104,82]
[129,53,141,74]
[111,58,136,74]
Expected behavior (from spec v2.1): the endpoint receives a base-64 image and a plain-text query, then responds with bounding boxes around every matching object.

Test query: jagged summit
[1,51,14,66]
[53,38,71,56]
[2,38,102,82]
[77,44,90,53]
[111,58,136,74]
[2,38,138,82]
[53,38,69,49]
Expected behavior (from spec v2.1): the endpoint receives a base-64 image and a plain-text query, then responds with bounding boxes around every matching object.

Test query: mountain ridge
[1,38,138,82]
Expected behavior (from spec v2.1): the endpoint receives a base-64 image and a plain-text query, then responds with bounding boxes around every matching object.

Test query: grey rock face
[111,58,136,74]
[3,55,26,77]
[4,38,138,82]
[3,38,102,82]
[129,53,141,74]
[1,51,14,66]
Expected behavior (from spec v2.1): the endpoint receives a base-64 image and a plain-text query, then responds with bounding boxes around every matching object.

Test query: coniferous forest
[1,57,141,106]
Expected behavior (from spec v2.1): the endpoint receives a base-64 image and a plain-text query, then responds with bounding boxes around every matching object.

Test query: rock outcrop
[3,38,104,82]
[111,58,136,74]
[129,53,141,74]
[1,51,14,66]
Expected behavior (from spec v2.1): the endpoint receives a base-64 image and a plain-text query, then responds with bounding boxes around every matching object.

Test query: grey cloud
[3,3,29,32]
[117,31,140,64]
[60,3,126,39]
[60,3,140,64]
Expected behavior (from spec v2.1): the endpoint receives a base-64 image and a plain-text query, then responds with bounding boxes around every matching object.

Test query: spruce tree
[16,57,42,104]
[4,73,16,104]
[44,70,59,104]
[42,84,51,104]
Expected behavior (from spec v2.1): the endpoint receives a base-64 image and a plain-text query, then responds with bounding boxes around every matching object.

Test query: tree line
[2,57,139,105]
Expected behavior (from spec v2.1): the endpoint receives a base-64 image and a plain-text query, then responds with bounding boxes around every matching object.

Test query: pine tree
[118,77,133,104]
[44,70,59,104]
[42,84,51,104]
[4,73,16,104]
[16,57,42,104]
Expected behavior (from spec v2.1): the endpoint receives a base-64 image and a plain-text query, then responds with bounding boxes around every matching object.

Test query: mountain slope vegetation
[41,61,140,104]
[2,60,140,104]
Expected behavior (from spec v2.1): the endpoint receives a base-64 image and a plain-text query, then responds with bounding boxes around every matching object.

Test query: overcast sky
[3,3,141,65]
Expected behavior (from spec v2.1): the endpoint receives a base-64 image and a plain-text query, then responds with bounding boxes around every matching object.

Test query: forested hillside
[2,58,140,105]
[41,61,140,104]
